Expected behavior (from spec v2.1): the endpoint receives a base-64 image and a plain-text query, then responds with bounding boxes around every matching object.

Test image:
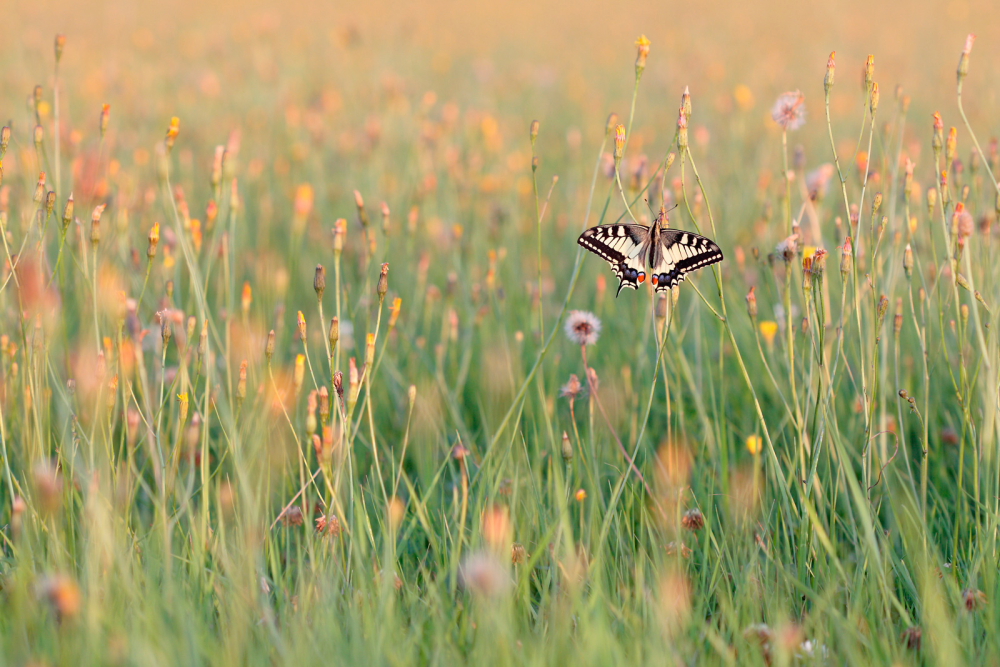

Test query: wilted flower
[963,588,986,611]
[901,626,922,651]
[771,91,806,131]
[511,542,528,565]
[278,505,304,527]
[560,373,585,400]
[315,514,342,537]
[776,234,798,261]
[681,508,705,531]
[564,310,601,346]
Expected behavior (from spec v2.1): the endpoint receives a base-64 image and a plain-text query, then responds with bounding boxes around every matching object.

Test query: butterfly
[577,208,723,297]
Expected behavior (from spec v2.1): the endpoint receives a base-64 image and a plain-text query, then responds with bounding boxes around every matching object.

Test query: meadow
[2,1,1000,664]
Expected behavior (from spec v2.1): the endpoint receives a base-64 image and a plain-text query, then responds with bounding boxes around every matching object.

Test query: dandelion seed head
[771,91,806,131]
[564,310,601,346]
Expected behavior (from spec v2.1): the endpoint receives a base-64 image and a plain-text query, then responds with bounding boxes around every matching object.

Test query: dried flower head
[771,91,806,131]
[564,310,601,346]
[901,625,922,651]
[560,373,585,400]
[682,508,705,531]
[278,505,304,527]
[315,513,342,537]
[963,588,986,611]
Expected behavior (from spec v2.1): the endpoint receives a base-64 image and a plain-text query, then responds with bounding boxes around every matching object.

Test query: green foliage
[0,17,999,667]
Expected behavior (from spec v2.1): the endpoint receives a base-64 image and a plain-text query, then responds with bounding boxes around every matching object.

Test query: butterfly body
[577,210,723,296]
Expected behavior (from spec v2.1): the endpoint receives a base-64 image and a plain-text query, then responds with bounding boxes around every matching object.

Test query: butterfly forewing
[649,230,724,292]
[577,224,650,296]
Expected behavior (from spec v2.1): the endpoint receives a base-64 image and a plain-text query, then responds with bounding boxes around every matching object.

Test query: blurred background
[4,0,998,150]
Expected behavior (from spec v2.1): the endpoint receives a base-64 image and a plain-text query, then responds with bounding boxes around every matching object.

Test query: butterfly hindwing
[648,230,723,292]
[577,224,650,296]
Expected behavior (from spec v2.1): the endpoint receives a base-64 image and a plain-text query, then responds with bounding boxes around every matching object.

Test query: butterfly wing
[649,230,723,292]
[577,224,650,296]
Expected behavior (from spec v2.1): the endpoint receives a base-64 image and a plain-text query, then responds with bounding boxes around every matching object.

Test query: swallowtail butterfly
[578,208,723,297]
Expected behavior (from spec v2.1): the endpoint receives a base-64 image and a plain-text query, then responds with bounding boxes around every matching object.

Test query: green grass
[0,19,999,666]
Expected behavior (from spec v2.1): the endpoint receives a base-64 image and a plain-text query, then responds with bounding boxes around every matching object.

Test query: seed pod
[869,82,880,115]
[33,172,46,204]
[353,190,369,229]
[328,317,339,354]
[932,113,944,158]
[677,109,688,150]
[333,371,344,400]
[958,34,975,82]
[161,312,173,347]
[894,297,903,335]
[314,264,326,300]
[613,124,626,163]
[333,218,347,255]
[62,195,74,231]
[529,119,539,147]
[681,85,692,118]
[90,204,106,245]
[45,190,56,217]
[348,358,359,409]
[265,330,276,362]
[864,55,875,91]
[0,126,9,157]
[824,52,836,92]
[318,386,330,425]
[561,431,573,461]
[377,262,389,301]
[199,320,208,358]
[945,127,957,166]
[903,244,913,279]
[746,286,758,319]
[840,237,853,278]
[237,360,248,400]
[147,223,160,258]
[926,188,938,217]
[605,113,618,137]
[876,295,889,333]
[297,311,307,340]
